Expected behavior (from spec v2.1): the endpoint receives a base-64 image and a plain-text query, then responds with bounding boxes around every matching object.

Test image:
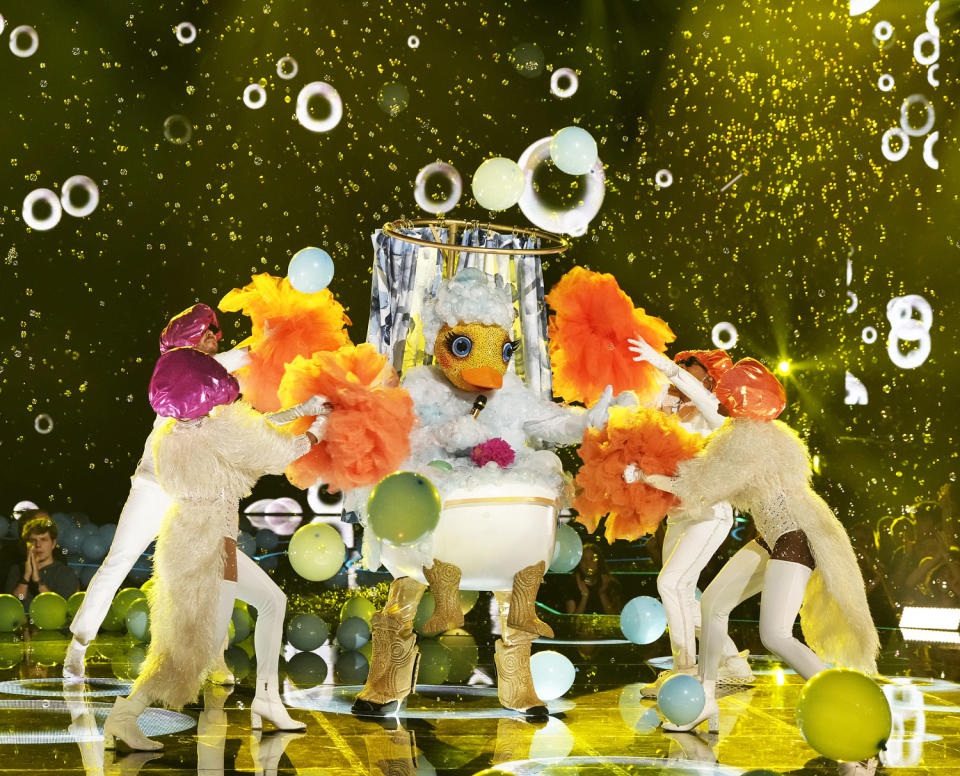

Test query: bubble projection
[295,82,343,133]
[60,176,99,218]
[414,162,462,214]
[9,25,39,57]
[22,189,62,231]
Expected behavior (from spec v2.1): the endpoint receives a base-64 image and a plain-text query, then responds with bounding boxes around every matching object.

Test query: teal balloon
[549,523,583,573]
[286,613,330,651]
[619,596,667,644]
[256,528,279,552]
[530,650,576,700]
[125,598,151,642]
[98,523,116,542]
[104,587,145,633]
[337,616,371,650]
[549,126,598,176]
[81,535,108,562]
[287,522,345,581]
[368,472,442,546]
[417,639,452,685]
[66,591,85,619]
[286,650,328,687]
[618,684,661,733]
[471,157,525,211]
[29,592,68,630]
[0,594,25,632]
[288,247,335,293]
[657,674,706,726]
[237,531,256,557]
[334,649,370,684]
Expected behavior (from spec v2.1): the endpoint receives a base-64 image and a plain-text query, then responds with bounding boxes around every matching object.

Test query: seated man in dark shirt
[6,514,79,607]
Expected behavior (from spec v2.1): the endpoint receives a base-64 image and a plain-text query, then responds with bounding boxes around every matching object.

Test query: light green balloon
[29,592,68,630]
[66,591,85,619]
[549,126,598,176]
[438,630,479,683]
[413,590,439,635]
[104,587,146,633]
[459,589,479,614]
[471,157,526,211]
[340,596,377,624]
[232,603,254,643]
[125,598,151,642]
[288,522,346,581]
[368,472,442,546]
[0,594,25,632]
[427,459,453,472]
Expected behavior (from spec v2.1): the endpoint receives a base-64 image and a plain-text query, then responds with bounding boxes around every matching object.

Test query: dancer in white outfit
[627,338,752,696]
[103,346,328,750]
[625,358,878,734]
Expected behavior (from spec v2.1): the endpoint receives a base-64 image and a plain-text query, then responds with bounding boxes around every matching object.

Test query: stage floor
[0,623,957,775]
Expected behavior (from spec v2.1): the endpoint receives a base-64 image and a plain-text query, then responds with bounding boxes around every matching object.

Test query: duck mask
[433,322,519,391]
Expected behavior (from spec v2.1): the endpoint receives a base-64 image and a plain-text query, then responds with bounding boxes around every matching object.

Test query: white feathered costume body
[134,401,310,709]
[652,417,878,674]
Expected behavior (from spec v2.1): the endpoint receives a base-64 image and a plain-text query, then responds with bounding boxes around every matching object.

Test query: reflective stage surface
[1,623,958,775]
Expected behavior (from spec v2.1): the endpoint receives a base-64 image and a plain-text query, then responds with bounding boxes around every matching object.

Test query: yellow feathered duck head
[423,269,519,392]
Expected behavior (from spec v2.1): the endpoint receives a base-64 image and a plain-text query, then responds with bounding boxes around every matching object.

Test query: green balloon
[112,644,149,681]
[427,459,453,472]
[417,639,452,685]
[287,522,346,581]
[30,630,67,665]
[368,471,442,545]
[340,596,377,624]
[29,592,68,630]
[125,598,151,642]
[286,613,330,652]
[0,594,25,632]
[66,591,85,619]
[103,587,145,632]
[232,603,255,643]
[334,649,369,684]
[0,633,25,670]
[439,630,479,683]
[286,650,328,687]
[413,590,440,636]
[459,589,479,615]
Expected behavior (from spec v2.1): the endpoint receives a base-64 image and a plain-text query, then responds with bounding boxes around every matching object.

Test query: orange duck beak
[460,366,504,390]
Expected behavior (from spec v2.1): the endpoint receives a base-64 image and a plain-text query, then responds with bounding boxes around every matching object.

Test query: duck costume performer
[625,358,879,733]
[353,268,621,718]
[103,347,326,751]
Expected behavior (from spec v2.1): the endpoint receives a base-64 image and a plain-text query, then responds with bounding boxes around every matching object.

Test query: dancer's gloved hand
[627,336,679,378]
[300,394,332,417]
[586,385,615,428]
[623,463,643,484]
[306,414,329,443]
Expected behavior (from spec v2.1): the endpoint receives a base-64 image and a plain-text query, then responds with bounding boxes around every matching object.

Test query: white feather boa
[666,419,879,674]
[133,401,310,709]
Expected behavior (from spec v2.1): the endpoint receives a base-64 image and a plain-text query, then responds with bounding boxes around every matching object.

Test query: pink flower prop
[471,438,515,468]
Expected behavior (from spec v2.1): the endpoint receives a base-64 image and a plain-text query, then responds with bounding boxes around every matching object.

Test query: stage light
[812,455,821,473]
[900,628,960,645]
[899,606,960,630]
[778,361,791,374]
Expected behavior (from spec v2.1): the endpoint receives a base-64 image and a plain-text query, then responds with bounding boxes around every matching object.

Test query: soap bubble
[276,56,298,79]
[9,25,39,58]
[407,35,420,49]
[34,414,54,434]
[517,136,605,236]
[550,67,579,98]
[243,83,267,110]
[711,322,739,350]
[509,42,544,78]
[163,114,193,145]
[878,74,895,92]
[0,15,5,35]
[900,94,934,137]
[296,82,343,133]
[60,176,99,218]
[175,22,197,44]
[414,162,463,214]
[23,189,63,231]
[377,83,410,116]
[655,169,674,188]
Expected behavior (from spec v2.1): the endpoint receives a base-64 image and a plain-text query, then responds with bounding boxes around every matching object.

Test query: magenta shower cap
[148,347,240,420]
[159,303,222,354]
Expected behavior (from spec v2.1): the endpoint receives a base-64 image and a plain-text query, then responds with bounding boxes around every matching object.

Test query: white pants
[699,540,827,681]
[214,551,287,696]
[658,505,740,669]
[70,478,172,643]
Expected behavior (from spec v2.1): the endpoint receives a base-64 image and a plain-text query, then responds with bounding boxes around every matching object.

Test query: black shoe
[351,698,400,717]
[520,705,549,720]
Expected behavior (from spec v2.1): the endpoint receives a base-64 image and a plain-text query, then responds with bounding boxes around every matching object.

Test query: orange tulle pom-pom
[219,274,352,412]
[573,406,703,542]
[546,267,675,407]
[278,344,416,492]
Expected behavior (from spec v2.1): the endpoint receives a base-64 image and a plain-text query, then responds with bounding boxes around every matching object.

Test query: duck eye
[450,335,473,358]
[502,339,520,362]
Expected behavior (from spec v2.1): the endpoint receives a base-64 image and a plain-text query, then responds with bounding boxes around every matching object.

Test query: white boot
[662,678,719,734]
[251,679,306,732]
[63,638,88,683]
[103,691,163,751]
[717,649,755,686]
[251,729,305,776]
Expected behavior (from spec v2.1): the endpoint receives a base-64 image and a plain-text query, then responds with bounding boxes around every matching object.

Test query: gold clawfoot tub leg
[506,561,554,639]
[422,558,464,634]
[494,591,548,717]
[352,577,427,717]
